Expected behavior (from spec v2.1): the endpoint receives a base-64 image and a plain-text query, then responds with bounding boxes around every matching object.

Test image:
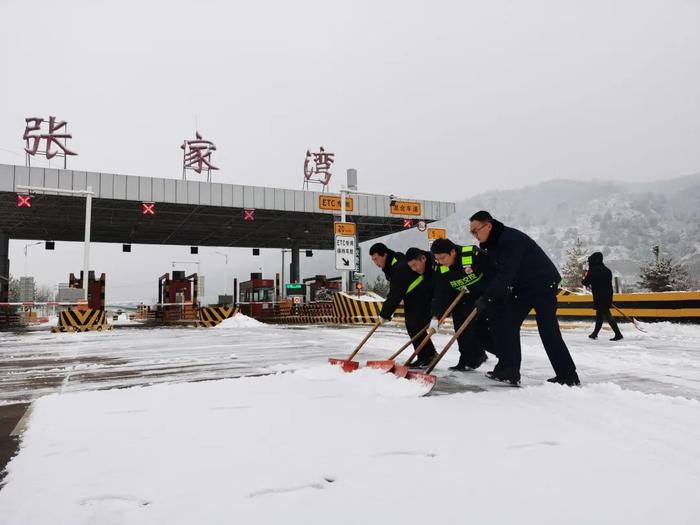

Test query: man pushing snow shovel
[427,239,497,371]
[370,243,438,368]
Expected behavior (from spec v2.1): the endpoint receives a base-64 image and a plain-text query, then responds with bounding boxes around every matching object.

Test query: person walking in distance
[582,252,623,341]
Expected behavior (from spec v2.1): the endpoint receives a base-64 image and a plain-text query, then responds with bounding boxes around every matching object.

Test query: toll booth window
[255,288,274,302]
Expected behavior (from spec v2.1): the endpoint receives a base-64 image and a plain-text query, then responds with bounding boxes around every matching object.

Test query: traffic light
[17,194,31,208]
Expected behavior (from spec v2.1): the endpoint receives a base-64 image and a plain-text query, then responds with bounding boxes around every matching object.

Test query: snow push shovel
[391,289,467,379]
[328,318,382,372]
[612,304,646,333]
[365,324,429,372]
[406,308,478,392]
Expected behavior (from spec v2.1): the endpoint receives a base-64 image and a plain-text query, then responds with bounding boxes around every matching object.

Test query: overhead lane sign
[320,195,354,212]
[390,200,422,216]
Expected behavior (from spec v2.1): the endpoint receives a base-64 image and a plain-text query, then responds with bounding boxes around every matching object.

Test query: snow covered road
[2,317,699,403]
[1,317,699,524]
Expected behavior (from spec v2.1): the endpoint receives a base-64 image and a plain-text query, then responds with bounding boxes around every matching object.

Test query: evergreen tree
[368,275,390,298]
[638,253,691,292]
[561,237,587,289]
[8,275,20,302]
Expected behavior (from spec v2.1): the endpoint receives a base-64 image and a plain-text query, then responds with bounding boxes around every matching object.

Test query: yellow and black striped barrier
[552,290,700,322]
[52,308,112,333]
[331,293,382,324]
[196,306,238,327]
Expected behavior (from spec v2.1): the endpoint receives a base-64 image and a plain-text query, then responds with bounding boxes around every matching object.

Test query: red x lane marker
[17,194,32,208]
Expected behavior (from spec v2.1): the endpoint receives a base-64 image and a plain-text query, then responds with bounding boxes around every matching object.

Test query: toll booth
[285,283,307,305]
[239,273,275,318]
[68,271,106,310]
[303,275,341,302]
[158,271,198,322]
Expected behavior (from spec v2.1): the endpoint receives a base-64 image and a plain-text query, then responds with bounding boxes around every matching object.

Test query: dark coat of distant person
[582,252,614,310]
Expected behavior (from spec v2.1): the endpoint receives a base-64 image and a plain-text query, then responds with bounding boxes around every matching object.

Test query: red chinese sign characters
[303,147,335,191]
[23,116,78,168]
[181,132,218,181]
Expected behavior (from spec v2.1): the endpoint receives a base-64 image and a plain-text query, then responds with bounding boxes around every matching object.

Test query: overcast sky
[2,0,699,301]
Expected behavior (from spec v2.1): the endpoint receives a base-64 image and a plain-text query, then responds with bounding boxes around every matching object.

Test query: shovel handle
[612,304,646,332]
[344,319,382,363]
[425,308,478,374]
[402,288,467,366]
[388,324,429,360]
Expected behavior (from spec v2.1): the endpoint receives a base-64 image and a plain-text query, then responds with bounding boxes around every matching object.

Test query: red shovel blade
[328,358,360,372]
[365,360,395,372]
[392,364,410,378]
[406,371,437,392]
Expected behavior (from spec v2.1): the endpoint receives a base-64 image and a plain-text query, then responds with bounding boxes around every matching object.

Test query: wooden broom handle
[425,308,478,374]
[402,288,467,366]
[345,319,382,363]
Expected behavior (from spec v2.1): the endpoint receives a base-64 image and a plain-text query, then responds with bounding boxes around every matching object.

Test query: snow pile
[39,315,58,326]
[1,369,699,524]
[215,313,264,329]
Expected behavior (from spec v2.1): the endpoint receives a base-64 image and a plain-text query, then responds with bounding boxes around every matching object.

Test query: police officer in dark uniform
[469,210,579,386]
[428,238,492,370]
[369,243,438,367]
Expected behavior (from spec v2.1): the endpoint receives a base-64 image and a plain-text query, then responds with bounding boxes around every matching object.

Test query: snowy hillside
[361,173,700,290]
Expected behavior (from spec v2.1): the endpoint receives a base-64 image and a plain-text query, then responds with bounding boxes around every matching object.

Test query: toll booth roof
[1,164,455,249]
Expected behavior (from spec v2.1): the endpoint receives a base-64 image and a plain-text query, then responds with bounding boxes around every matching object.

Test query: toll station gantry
[0,163,456,305]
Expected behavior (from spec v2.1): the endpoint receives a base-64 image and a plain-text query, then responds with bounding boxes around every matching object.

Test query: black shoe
[588,333,598,340]
[448,364,467,372]
[408,361,427,369]
[610,334,623,341]
[547,371,580,386]
[463,352,488,370]
[413,352,437,368]
[486,366,520,386]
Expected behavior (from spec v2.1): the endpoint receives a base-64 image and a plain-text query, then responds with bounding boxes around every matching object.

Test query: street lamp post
[23,241,43,275]
[16,184,94,301]
[214,251,229,296]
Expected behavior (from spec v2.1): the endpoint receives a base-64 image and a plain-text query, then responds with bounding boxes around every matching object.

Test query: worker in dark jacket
[369,243,437,367]
[582,252,623,341]
[470,210,579,386]
[428,238,493,370]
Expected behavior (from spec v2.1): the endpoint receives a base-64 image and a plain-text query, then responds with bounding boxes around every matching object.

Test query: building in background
[18,277,34,302]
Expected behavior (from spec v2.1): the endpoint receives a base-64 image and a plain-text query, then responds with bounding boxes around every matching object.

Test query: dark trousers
[492,289,576,376]
[591,308,622,337]
[452,304,491,365]
[405,308,437,364]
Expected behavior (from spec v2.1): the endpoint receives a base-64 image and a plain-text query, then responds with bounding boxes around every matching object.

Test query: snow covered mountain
[362,172,700,290]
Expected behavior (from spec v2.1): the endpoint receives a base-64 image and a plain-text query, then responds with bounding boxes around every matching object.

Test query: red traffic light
[142,202,155,215]
[17,194,32,208]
